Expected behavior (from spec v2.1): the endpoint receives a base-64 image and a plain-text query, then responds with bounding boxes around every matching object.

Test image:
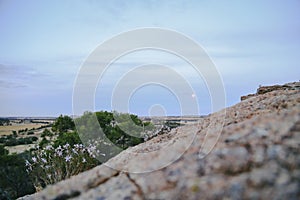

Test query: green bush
[2,136,39,146]
[52,115,75,134]
[39,138,50,148]
[53,131,81,148]
[0,145,8,156]
[41,129,53,138]
[27,131,34,135]
[75,111,154,150]
[27,143,99,188]
[0,153,35,199]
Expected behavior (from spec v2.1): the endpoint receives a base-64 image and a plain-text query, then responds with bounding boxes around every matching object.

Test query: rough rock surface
[241,81,300,100]
[21,82,300,200]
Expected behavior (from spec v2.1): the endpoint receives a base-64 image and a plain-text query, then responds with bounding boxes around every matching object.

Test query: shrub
[53,131,81,148]
[41,129,53,138]
[39,138,49,148]
[27,131,34,135]
[0,145,8,156]
[26,143,100,188]
[0,153,35,199]
[52,115,75,134]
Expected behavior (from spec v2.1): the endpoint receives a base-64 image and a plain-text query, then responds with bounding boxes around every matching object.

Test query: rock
[206,146,250,174]
[248,162,278,187]
[20,82,300,200]
[241,81,300,101]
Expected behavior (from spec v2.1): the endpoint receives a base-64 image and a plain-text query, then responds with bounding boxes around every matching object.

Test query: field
[0,123,45,136]
[6,143,36,154]
[0,119,54,154]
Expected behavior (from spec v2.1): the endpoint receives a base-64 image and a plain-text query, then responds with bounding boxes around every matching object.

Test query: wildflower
[56,150,63,157]
[87,145,96,156]
[72,148,78,155]
[25,160,31,167]
[41,158,47,163]
[63,143,70,149]
[82,158,86,163]
[45,145,53,150]
[65,155,72,162]
[32,157,37,163]
[57,145,62,151]
[25,160,33,172]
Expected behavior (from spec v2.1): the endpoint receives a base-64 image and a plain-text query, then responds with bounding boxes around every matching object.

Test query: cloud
[0,63,48,89]
[0,80,27,89]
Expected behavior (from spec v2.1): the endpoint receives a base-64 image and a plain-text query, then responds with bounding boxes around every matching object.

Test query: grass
[0,124,45,136]
[6,144,36,154]
[0,122,53,154]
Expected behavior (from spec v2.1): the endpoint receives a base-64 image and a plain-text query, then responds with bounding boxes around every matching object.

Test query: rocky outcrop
[21,82,300,200]
[241,81,300,101]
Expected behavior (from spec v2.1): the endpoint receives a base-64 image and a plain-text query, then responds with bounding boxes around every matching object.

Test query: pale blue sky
[0,0,299,116]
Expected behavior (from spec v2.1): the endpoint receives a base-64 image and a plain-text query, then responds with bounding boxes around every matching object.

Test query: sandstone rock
[20,82,300,200]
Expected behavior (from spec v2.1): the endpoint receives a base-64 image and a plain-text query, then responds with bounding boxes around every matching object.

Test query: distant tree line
[0,118,10,126]
[0,135,38,146]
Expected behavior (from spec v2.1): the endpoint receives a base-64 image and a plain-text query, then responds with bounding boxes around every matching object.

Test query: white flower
[65,155,72,162]
[41,158,47,163]
[45,145,53,150]
[82,158,86,163]
[72,148,78,154]
[57,145,62,151]
[56,150,63,157]
[87,145,96,156]
[63,143,70,149]
[32,157,37,163]
[25,160,31,167]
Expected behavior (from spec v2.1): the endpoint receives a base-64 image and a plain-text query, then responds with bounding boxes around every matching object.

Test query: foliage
[53,131,81,148]
[26,143,99,188]
[0,118,10,126]
[0,152,35,199]
[75,111,155,150]
[52,115,75,134]
[41,129,53,138]
[39,137,50,148]
[164,121,181,129]
[0,135,38,146]
[0,145,8,156]
[27,131,34,135]
[0,111,156,198]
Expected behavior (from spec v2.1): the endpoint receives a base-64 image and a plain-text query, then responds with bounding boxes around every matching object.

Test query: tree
[0,145,8,156]
[52,115,75,134]
[0,153,35,199]
[53,131,81,148]
[75,111,154,152]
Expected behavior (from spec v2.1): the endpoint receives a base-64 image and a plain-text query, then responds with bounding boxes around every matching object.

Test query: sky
[0,0,299,117]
